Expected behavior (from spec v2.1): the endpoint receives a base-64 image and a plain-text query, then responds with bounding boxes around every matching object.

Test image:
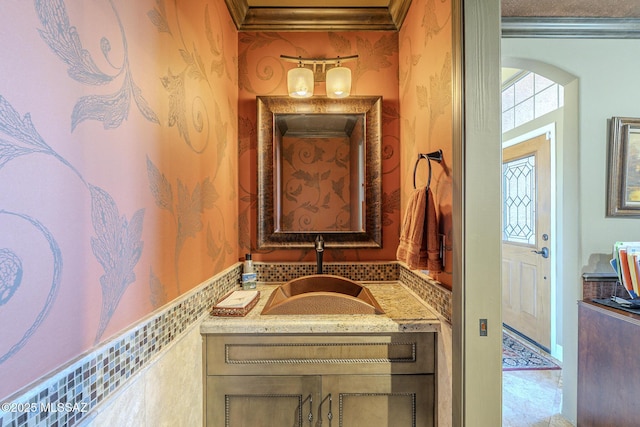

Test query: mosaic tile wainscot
[0,264,241,427]
[0,261,451,427]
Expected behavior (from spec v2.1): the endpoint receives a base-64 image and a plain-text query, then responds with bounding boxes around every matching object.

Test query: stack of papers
[611,242,640,299]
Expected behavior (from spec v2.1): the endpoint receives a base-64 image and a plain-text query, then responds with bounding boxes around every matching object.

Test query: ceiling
[225,0,640,36]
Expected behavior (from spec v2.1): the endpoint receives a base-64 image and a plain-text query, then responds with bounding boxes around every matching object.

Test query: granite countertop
[200,281,440,334]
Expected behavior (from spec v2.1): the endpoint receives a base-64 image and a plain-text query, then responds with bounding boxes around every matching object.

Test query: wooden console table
[578,300,640,426]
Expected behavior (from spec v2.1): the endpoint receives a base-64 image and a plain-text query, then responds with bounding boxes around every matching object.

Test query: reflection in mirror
[276,113,364,232]
[257,96,382,248]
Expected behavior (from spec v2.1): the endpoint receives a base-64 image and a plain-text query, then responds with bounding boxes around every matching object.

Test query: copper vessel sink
[261,274,384,315]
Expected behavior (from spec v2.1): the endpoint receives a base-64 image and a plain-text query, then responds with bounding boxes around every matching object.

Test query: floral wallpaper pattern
[0,0,454,403]
[399,0,453,287]
[237,31,401,262]
[280,136,356,232]
[0,0,237,399]
[236,4,453,272]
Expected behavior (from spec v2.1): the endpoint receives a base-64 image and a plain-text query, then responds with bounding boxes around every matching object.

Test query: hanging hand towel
[421,188,443,272]
[396,188,442,272]
[396,188,426,269]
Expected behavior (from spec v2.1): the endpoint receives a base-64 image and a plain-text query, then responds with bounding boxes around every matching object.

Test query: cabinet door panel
[207,375,321,427]
[322,375,434,427]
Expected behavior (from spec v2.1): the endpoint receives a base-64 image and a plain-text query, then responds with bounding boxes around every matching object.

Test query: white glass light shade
[288,67,314,98]
[326,66,351,98]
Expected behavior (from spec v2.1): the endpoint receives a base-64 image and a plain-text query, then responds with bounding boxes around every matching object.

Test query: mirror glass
[257,96,382,248]
[275,113,364,233]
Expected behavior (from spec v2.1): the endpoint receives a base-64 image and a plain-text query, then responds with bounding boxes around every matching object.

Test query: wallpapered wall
[236,0,453,277]
[399,0,453,287]
[0,0,453,402]
[237,31,402,262]
[280,135,358,232]
[0,0,238,399]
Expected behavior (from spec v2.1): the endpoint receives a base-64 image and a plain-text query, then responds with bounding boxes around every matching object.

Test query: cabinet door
[321,375,434,427]
[206,375,321,427]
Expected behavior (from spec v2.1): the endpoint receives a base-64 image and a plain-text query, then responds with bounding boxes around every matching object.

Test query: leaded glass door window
[503,155,536,245]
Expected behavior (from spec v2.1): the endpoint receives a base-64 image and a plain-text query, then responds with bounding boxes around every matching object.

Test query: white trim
[502,17,640,39]
[502,122,555,148]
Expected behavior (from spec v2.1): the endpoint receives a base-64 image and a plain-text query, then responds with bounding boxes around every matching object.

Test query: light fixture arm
[280,55,359,66]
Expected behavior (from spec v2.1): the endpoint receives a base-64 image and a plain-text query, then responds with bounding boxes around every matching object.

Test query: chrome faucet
[314,235,324,274]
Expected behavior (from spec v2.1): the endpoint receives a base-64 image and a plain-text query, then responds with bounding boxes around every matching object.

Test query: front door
[502,133,551,349]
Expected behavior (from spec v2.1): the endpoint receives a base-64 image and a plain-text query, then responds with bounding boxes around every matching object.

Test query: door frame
[452,1,503,426]
[503,123,559,359]
[501,56,580,422]
[455,7,582,424]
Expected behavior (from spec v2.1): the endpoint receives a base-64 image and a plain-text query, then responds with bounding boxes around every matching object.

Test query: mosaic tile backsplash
[0,262,450,427]
[399,265,452,324]
[253,262,400,283]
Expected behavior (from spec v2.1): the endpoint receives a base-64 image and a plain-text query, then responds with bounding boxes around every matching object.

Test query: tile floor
[503,369,574,426]
[503,350,575,427]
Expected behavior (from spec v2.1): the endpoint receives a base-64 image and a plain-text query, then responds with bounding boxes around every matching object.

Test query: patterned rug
[502,331,561,371]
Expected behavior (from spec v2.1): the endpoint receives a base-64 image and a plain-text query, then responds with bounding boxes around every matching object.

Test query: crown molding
[224,0,412,31]
[502,17,640,38]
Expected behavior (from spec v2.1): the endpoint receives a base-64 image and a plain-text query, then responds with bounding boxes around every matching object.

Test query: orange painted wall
[0,0,238,399]
[399,0,453,288]
[238,32,401,262]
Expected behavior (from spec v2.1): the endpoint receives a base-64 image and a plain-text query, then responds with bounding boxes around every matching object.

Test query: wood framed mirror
[257,96,382,248]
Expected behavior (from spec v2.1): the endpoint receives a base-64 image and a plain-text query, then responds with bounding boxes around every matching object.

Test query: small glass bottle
[243,253,254,274]
[242,254,256,289]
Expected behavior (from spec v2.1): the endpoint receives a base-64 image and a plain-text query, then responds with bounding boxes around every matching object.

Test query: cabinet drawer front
[205,333,435,375]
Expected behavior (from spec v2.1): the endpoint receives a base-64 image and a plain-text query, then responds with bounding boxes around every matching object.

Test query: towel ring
[413,149,443,190]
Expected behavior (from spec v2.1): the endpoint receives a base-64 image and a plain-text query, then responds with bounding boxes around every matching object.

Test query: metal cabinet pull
[317,393,333,426]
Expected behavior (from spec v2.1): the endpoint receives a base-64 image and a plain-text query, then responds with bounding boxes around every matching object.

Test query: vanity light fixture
[326,62,351,99]
[287,61,314,98]
[281,55,358,98]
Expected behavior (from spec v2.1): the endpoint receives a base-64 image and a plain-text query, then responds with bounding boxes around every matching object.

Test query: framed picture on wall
[608,116,640,217]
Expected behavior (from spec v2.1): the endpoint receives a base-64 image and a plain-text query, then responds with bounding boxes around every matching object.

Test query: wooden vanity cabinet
[203,333,436,427]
